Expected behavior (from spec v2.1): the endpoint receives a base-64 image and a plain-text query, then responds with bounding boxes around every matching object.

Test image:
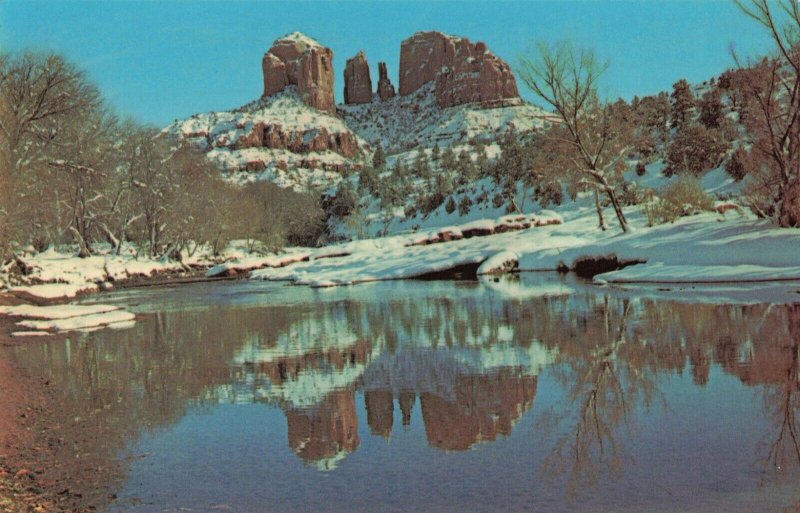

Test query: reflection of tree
[750,305,800,483]
[541,298,645,493]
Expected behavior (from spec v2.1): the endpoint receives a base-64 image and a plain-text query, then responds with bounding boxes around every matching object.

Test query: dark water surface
[8,275,800,512]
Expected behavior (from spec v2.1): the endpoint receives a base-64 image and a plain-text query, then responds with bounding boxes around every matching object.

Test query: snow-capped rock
[262,32,335,113]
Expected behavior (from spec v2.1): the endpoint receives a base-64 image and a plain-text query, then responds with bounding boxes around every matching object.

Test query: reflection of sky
[111,366,800,513]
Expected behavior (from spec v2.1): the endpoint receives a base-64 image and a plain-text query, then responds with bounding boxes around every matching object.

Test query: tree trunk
[69,226,92,258]
[778,181,800,227]
[594,189,607,231]
[606,188,629,233]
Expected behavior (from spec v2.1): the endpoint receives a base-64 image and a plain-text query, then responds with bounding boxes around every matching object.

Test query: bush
[492,193,505,209]
[635,162,647,176]
[444,196,457,214]
[458,195,473,216]
[641,177,714,225]
[725,147,748,181]
[534,181,563,208]
[617,180,644,206]
[325,180,357,219]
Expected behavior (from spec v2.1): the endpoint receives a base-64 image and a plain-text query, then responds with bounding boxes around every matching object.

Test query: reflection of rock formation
[421,370,537,451]
[362,369,537,451]
[286,388,360,470]
[254,338,372,387]
[399,391,415,427]
[364,389,393,438]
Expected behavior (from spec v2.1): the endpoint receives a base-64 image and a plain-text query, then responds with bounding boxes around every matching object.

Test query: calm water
[7,275,800,512]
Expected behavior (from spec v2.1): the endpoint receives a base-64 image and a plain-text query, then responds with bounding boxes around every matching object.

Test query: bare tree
[518,42,633,232]
[734,0,800,227]
[0,52,100,175]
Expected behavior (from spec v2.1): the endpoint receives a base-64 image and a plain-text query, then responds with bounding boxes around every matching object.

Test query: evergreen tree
[358,165,379,196]
[413,150,432,180]
[431,144,441,161]
[457,149,475,182]
[698,88,724,129]
[670,79,695,130]
[440,147,457,171]
[372,144,386,169]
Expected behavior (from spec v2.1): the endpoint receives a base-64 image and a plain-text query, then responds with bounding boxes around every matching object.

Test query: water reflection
[7,276,800,512]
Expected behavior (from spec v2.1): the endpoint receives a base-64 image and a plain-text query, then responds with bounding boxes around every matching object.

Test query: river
[6,274,800,512]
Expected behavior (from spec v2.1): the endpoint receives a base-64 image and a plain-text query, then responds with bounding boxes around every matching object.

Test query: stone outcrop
[235,122,360,158]
[262,32,335,112]
[377,62,395,101]
[398,31,519,108]
[344,51,372,105]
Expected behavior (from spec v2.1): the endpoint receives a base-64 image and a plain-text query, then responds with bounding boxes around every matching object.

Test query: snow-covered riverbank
[249,205,800,288]
[2,193,799,338]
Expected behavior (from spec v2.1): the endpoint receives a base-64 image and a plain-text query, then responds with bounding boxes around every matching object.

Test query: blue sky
[0,1,776,126]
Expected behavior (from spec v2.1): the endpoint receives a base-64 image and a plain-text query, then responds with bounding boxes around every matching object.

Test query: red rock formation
[262,32,335,112]
[344,51,372,105]
[398,31,519,108]
[421,370,537,451]
[377,62,395,101]
[235,122,360,158]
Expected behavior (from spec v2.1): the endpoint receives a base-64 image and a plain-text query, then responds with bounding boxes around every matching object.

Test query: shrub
[641,177,714,225]
[444,196,457,214]
[617,181,644,206]
[635,162,647,176]
[458,195,473,216]
[492,193,504,209]
[534,181,563,208]
[725,147,748,181]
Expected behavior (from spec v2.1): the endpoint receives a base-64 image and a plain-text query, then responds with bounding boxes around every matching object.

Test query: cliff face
[344,51,372,105]
[262,32,335,113]
[399,31,520,108]
[168,29,545,191]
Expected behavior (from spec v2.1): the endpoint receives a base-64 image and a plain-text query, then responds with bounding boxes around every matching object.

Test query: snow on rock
[517,212,800,282]
[16,310,136,333]
[597,263,800,284]
[11,283,99,302]
[339,82,550,154]
[477,250,519,275]
[0,304,120,319]
[164,88,369,191]
[253,204,800,288]
[0,302,137,335]
[205,252,311,278]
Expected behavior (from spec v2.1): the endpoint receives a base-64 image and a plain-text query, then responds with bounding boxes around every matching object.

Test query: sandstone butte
[399,31,520,108]
[343,51,372,104]
[262,32,336,113]
[263,30,519,111]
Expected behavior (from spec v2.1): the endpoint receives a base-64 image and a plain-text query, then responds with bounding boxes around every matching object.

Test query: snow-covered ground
[339,82,552,153]
[251,195,800,289]
[163,88,370,191]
